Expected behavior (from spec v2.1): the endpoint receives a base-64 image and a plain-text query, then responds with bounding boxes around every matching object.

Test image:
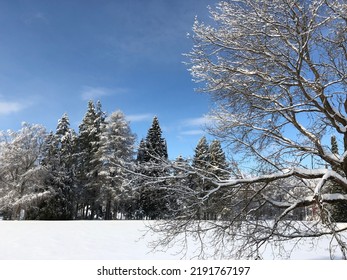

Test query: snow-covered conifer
[145,116,168,162]
[32,114,76,220]
[76,100,105,219]
[98,110,136,219]
[136,116,170,219]
[136,139,147,163]
[192,136,209,171]
[208,139,229,180]
[325,136,347,222]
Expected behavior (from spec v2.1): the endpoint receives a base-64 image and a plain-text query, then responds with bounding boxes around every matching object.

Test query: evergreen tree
[98,110,136,219]
[32,114,76,220]
[331,135,339,155]
[208,139,229,180]
[170,155,192,217]
[144,116,168,162]
[206,139,229,220]
[191,137,229,220]
[326,136,347,222]
[137,116,170,219]
[136,139,147,163]
[191,136,210,220]
[192,136,209,171]
[53,113,76,219]
[76,101,105,219]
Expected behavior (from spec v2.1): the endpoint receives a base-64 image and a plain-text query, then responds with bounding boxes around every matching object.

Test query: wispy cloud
[81,86,127,101]
[24,12,49,25]
[180,129,204,136]
[182,116,213,127]
[126,113,153,122]
[178,115,213,137]
[0,101,26,115]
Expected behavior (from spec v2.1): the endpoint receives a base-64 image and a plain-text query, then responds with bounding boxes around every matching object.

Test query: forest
[0,99,345,224]
[0,100,231,221]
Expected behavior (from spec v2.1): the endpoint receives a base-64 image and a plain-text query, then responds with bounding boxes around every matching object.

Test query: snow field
[0,220,345,260]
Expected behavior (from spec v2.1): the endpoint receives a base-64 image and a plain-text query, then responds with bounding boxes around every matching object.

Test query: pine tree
[326,136,347,222]
[191,136,210,220]
[98,110,136,219]
[30,114,76,220]
[76,100,105,219]
[145,116,168,162]
[137,116,170,219]
[208,139,229,180]
[191,137,229,220]
[331,135,339,155]
[53,113,76,219]
[170,155,192,217]
[207,139,229,220]
[136,139,147,163]
[192,136,209,171]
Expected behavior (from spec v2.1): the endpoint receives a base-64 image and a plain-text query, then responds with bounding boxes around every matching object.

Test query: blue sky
[0,0,215,159]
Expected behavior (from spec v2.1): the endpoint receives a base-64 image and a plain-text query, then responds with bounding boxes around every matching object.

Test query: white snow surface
[0,221,345,260]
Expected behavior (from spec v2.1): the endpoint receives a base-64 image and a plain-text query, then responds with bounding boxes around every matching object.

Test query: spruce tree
[192,136,209,171]
[137,116,169,219]
[208,139,229,180]
[136,139,147,163]
[29,114,76,220]
[207,139,229,220]
[171,155,191,217]
[331,135,339,155]
[145,116,168,162]
[54,113,76,219]
[191,136,210,220]
[191,137,229,220]
[98,110,136,219]
[326,136,347,222]
[76,100,105,219]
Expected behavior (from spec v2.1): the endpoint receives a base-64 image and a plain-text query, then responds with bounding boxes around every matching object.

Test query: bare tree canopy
[148,0,347,259]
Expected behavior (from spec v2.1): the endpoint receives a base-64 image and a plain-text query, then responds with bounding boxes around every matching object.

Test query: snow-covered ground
[0,221,345,260]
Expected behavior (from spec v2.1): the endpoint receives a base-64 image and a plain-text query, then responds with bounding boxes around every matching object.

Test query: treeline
[0,100,228,220]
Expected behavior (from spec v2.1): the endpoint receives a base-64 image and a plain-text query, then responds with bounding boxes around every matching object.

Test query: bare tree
[0,123,48,220]
[148,0,347,259]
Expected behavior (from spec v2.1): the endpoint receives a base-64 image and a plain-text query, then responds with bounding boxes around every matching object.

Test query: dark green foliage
[28,115,76,220]
[331,135,339,155]
[75,101,105,219]
[191,136,210,219]
[191,137,229,220]
[208,140,229,180]
[144,116,168,162]
[136,139,147,163]
[326,135,347,222]
[136,116,170,219]
[192,136,209,171]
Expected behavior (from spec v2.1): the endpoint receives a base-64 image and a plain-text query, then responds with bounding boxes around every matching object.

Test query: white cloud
[24,12,49,25]
[81,86,127,101]
[180,129,204,136]
[126,113,153,122]
[0,101,26,115]
[81,87,110,101]
[182,116,213,127]
[176,115,214,137]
